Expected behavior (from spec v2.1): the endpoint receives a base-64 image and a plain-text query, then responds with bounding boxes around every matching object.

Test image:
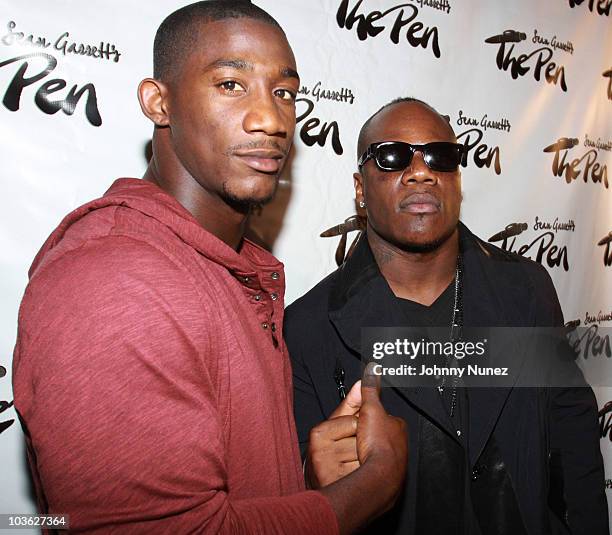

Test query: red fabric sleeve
[14,237,338,535]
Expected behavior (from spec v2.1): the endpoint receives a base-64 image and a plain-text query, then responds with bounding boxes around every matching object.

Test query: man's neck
[143,143,248,251]
[368,224,459,306]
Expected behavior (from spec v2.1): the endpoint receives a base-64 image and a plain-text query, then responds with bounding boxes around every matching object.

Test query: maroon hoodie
[13,178,338,534]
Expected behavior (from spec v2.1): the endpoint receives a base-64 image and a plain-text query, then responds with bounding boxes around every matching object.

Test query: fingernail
[362,362,377,388]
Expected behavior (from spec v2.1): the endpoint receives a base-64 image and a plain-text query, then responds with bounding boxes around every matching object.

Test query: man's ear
[354,172,365,208]
[137,78,170,126]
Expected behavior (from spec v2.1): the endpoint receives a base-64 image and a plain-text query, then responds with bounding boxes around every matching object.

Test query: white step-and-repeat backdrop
[1,0,611,526]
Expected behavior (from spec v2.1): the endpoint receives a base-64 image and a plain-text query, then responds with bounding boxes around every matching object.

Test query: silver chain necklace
[437,254,463,427]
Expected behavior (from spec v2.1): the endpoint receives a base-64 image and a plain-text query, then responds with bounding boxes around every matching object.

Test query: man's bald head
[153,1,284,82]
[357,97,455,158]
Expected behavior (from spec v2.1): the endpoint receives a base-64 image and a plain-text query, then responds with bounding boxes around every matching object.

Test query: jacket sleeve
[284,304,329,459]
[13,237,338,535]
[530,264,609,535]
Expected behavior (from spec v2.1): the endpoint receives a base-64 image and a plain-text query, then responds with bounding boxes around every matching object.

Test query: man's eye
[219,81,245,93]
[274,88,296,101]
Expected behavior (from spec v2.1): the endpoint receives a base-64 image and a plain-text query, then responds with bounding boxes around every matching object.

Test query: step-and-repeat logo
[0,19,122,127]
[488,217,575,271]
[484,29,570,92]
[567,317,612,361]
[336,0,450,58]
[543,136,609,189]
[454,109,510,176]
[0,366,14,436]
[296,80,356,156]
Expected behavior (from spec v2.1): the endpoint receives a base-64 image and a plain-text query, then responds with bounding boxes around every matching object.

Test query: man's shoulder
[285,269,340,326]
[33,215,180,279]
[26,233,196,313]
[23,204,207,328]
[467,228,563,325]
[467,228,555,288]
[18,230,213,363]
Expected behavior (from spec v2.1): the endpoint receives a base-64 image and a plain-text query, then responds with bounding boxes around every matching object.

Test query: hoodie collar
[30,178,283,280]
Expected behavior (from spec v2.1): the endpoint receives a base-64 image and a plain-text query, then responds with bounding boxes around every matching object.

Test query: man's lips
[399,192,441,214]
[233,149,285,173]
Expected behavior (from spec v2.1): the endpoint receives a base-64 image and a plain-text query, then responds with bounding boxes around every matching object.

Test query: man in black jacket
[284,97,608,534]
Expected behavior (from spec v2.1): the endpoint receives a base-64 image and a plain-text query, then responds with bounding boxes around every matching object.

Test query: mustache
[225,140,289,156]
[399,192,441,208]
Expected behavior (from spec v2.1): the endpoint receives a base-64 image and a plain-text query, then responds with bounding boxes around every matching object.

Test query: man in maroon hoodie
[12,2,407,534]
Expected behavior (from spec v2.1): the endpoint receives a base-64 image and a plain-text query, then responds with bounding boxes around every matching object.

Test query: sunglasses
[358,141,465,173]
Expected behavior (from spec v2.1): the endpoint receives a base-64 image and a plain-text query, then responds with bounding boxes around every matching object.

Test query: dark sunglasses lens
[376,143,412,170]
[425,143,463,171]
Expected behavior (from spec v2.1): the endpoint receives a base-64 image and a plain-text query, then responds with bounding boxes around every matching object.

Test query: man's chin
[399,240,445,253]
[221,184,278,214]
[397,225,458,253]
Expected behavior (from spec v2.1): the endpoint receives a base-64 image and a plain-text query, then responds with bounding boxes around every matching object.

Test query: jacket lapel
[328,233,462,441]
[460,224,533,464]
[327,225,540,458]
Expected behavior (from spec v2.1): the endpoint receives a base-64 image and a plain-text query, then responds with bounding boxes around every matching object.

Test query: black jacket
[284,223,608,535]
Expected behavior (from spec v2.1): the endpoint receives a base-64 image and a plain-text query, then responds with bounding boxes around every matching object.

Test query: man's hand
[319,363,409,535]
[305,381,362,488]
[355,363,408,511]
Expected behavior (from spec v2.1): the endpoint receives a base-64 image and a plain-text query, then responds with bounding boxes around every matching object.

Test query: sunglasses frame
[358,141,465,173]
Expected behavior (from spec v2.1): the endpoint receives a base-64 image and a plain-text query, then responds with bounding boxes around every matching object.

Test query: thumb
[329,380,362,418]
[361,362,382,405]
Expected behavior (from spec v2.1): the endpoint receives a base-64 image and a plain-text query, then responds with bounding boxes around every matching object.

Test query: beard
[221,177,279,214]
[398,223,458,253]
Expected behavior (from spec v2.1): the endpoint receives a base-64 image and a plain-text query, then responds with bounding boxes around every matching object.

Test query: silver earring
[359,201,366,208]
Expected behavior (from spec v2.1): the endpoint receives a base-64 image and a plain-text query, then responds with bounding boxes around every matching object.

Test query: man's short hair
[154,1,284,81]
[357,97,454,158]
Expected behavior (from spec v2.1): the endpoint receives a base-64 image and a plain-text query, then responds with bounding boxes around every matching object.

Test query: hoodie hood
[29,178,281,280]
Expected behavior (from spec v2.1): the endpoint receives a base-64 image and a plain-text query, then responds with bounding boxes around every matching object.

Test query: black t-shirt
[396,284,482,534]
[395,281,467,437]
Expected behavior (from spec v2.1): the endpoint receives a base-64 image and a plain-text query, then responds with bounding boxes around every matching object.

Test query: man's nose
[242,92,288,138]
[400,151,437,185]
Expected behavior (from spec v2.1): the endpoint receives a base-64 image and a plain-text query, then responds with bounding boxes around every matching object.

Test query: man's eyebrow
[206,59,254,72]
[205,59,299,81]
[280,66,300,80]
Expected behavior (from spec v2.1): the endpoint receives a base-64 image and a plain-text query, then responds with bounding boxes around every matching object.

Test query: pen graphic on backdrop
[296,98,344,155]
[336,0,443,58]
[456,128,502,175]
[0,20,111,126]
[543,137,609,189]
[488,222,528,242]
[452,109,511,176]
[0,52,102,126]
[484,29,568,91]
[488,221,570,271]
